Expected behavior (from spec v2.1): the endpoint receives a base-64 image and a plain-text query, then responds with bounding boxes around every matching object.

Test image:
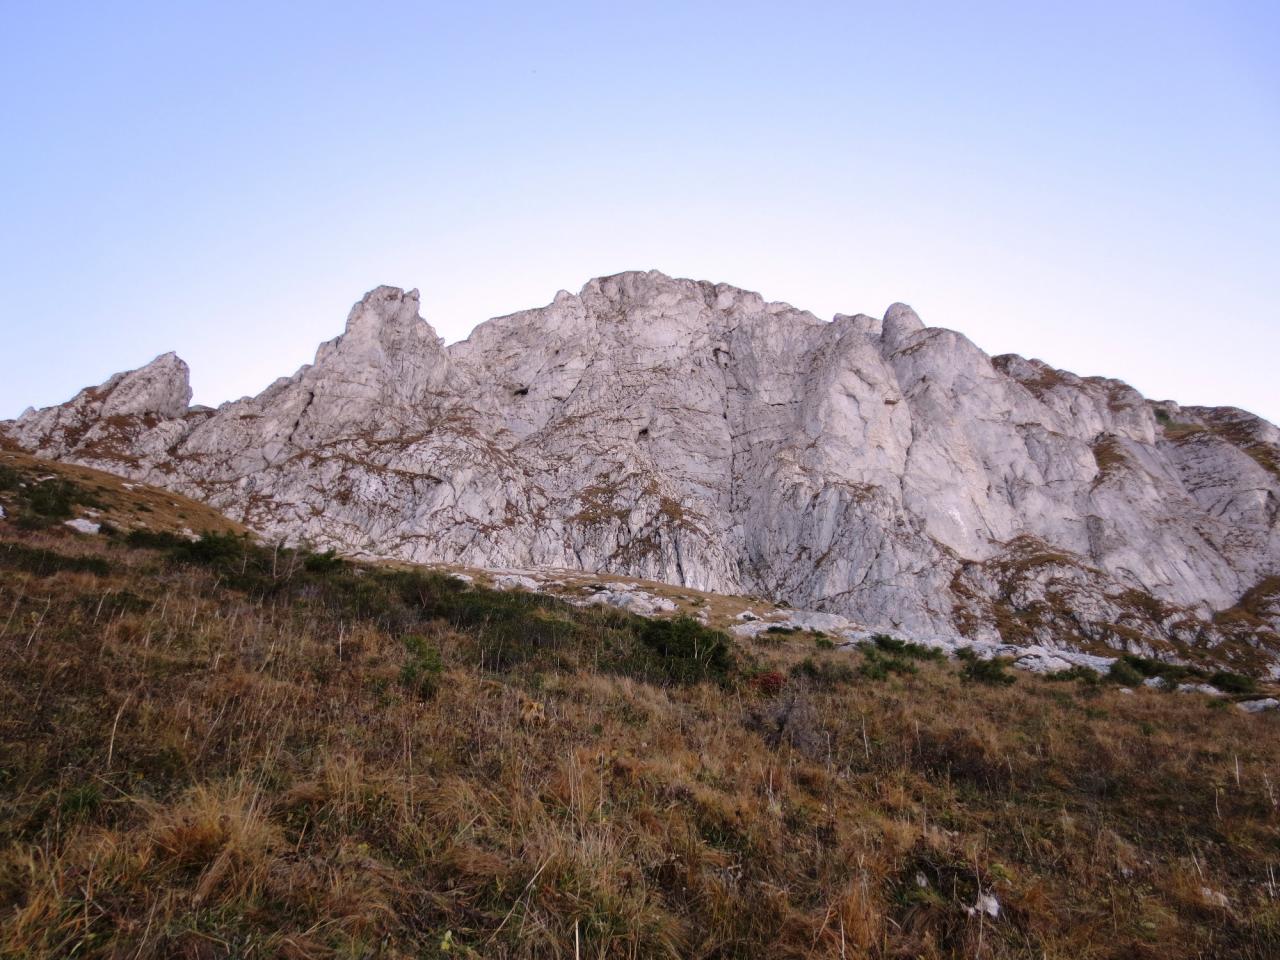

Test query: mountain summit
[5,271,1278,664]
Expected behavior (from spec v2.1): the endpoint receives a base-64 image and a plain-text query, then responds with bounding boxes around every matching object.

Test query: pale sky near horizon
[1,2,1277,423]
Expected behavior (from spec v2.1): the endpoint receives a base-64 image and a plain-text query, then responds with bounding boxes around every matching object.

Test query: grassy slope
[0,450,245,538]
[2,462,1280,958]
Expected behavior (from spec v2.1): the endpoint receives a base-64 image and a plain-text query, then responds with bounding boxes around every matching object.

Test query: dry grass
[1090,435,1129,483]
[3,513,1280,957]
[0,450,245,537]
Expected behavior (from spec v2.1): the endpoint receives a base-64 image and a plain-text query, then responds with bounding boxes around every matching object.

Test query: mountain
[5,271,1279,668]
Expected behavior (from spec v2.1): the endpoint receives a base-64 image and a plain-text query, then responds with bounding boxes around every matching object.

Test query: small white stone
[494,574,541,592]
[1200,887,1230,909]
[64,518,101,535]
[1177,683,1223,697]
[966,893,1000,918]
[1237,698,1280,714]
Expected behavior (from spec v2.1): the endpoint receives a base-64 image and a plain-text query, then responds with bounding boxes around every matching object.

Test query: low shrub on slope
[2,520,1280,958]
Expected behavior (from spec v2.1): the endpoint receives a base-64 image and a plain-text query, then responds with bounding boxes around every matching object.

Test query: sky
[1,1,1277,423]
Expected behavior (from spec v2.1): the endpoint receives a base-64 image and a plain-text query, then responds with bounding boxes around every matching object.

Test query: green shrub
[858,657,890,681]
[126,529,278,592]
[25,481,74,518]
[1,472,105,528]
[854,635,945,682]
[0,542,111,577]
[59,783,103,819]
[1118,654,1204,685]
[791,656,856,688]
[303,549,345,573]
[870,634,945,662]
[181,531,251,565]
[1210,670,1257,695]
[1046,665,1101,685]
[1106,659,1144,686]
[21,477,101,521]
[125,528,197,551]
[636,616,733,685]
[400,634,444,699]
[413,577,581,668]
[857,645,917,681]
[960,655,1016,686]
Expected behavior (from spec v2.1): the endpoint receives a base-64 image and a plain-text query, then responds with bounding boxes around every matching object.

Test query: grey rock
[4,271,1279,667]
[1237,698,1280,714]
[1176,682,1223,697]
[493,574,542,592]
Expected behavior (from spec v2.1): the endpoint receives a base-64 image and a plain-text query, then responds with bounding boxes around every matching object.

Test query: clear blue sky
[2,1,1277,423]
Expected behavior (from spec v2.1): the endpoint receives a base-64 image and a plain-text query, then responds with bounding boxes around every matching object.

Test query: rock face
[5,272,1279,664]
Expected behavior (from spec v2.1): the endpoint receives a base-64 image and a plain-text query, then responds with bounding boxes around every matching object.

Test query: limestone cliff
[6,272,1278,665]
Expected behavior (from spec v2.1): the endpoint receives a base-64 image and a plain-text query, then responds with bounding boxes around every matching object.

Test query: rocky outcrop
[6,271,1279,666]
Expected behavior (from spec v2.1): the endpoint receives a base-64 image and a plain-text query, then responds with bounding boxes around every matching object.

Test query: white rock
[1176,682,1223,697]
[494,574,541,592]
[1237,698,1280,714]
[3,271,1277,671]
[732,610,856,638]
[582,589,678,616]
[63,518,101,535]
[1200,887,1230,909]
[966,893,1000,918]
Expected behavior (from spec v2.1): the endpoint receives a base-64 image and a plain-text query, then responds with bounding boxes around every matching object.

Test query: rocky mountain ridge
[5,271,1279,668]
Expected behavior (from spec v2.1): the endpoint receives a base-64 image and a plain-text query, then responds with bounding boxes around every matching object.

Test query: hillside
[4,273,1278,674]
[3,459,1280,958]
[0,449,245,539]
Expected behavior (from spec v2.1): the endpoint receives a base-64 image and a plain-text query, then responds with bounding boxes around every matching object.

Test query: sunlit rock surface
[6,272,1279,663]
